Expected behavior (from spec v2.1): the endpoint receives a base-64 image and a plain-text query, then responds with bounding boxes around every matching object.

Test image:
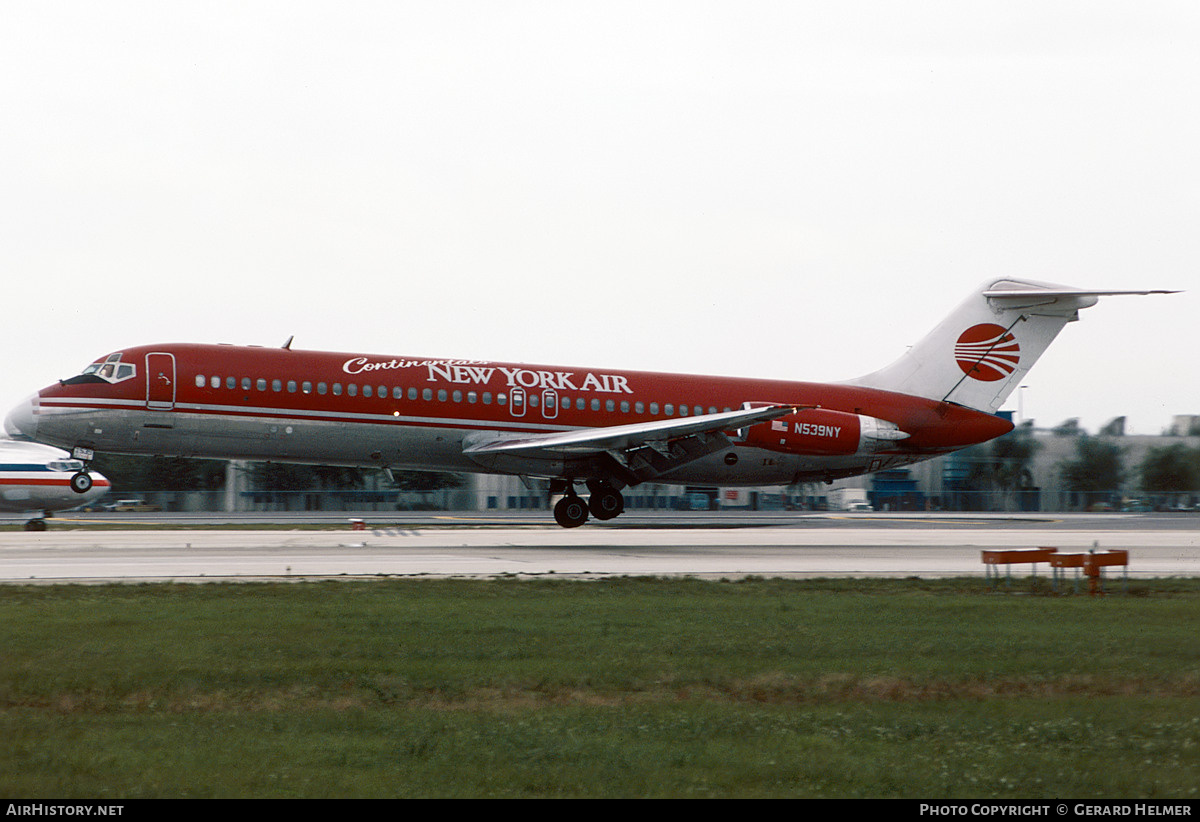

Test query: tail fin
[849,278,1175,413]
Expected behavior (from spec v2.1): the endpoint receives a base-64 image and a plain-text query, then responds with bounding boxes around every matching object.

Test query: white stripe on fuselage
[36,397,582,434]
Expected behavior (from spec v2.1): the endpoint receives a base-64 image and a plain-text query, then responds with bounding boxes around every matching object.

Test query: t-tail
[848,278,1176,413]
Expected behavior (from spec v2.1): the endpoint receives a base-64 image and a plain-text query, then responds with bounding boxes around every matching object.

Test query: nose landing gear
[69,446,96,495]
[69,470,93,494]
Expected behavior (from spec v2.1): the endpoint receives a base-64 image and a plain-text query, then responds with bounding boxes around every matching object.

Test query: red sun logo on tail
[955,324,1020,382]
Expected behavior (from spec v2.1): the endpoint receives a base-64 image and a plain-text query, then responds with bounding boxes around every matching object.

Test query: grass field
[1,576,1197,798]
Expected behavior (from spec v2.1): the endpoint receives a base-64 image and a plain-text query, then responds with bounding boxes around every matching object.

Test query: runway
[1,512,1197,583]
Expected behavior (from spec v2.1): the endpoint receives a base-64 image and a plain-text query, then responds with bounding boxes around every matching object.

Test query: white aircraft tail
[848,278,1174,413]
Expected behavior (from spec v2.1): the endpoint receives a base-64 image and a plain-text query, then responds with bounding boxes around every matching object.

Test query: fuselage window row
[196,373,513,408]
[191,374,731,419]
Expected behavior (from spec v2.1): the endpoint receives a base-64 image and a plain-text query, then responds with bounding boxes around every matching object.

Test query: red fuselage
[8,342,1013,488]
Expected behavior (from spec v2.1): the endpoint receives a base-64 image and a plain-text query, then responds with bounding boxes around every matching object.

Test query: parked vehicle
[106,499,161,512]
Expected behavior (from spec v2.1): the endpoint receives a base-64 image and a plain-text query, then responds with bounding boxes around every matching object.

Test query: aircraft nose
[4,395,39,441]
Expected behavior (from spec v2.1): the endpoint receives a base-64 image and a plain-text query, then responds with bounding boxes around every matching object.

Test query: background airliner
[0,439,110,530]
[4,279,1172,527]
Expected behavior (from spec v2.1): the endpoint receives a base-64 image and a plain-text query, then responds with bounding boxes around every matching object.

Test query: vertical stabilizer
[848,279,1173,413]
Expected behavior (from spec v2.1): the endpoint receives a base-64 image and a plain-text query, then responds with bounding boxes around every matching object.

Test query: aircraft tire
[69,471,93,494]
[24,518,47,532]
[588,488,624,520]
[553,496,589,528]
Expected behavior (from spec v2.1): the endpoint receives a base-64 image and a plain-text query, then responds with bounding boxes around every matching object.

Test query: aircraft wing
[462,403,799,485]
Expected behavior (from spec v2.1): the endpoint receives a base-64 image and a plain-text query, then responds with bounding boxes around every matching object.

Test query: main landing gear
[553,494,590,528]
[551,479,626,528]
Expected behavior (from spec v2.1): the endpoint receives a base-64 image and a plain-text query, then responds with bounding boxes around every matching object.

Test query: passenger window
[333,383,343,396]
[635,402,644,414]
[287,380,297,393]
[498,393,507,406]
[650,402,659,414]
[302,381,312,394]
[195,375,206,388]
[392,387,401,400]
[437,389,447,401]
[226,377,236,390]
[620,401,629,413]
[348,384,358,397]
[483,392,492,405]
[605,399,615,412]
[422,388,432,401]
[591,398,600,411]
[407,387,417,400]
[317,382,327,395]
[257,378,267,391]
[679,405,688,417]
[453,390,462,403]
[468,391,477,404]
[211,376,221,389]
[272,379,282,392]
[242,378,251,391]
[664,403,673,415]
[363,385,373,398]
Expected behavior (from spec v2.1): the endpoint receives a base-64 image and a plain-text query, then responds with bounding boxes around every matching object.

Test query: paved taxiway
[1,512,1197,583]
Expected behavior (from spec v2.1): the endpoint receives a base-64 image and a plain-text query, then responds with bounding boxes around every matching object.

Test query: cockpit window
[48,460,85,472]
[71,353,137,385]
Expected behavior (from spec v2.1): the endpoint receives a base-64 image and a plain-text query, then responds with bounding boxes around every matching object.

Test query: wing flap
[462,403,799,460]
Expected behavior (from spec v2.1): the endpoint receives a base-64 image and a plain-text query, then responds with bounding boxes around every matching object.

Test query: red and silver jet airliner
[4,279,1171,527]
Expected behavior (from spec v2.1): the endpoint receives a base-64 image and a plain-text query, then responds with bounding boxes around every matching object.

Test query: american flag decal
[771,420,788,432]
[955,323,1020,382]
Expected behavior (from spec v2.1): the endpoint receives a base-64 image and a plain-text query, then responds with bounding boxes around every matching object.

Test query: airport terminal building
[111,415,1200,516]
[467,414,1200,515]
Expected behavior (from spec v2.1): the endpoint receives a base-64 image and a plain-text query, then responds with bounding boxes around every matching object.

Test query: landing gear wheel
[553,496,589,528]
[588,488,624,520]
[69,471,93,494]
[24,518,47,532]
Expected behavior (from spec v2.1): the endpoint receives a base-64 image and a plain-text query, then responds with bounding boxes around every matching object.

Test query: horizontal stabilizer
[984,288,1179,299]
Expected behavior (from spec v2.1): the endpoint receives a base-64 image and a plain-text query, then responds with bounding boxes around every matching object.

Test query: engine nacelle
[743,407,908,456]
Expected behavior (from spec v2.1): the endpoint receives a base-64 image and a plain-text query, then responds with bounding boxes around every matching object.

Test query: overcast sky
[3,1,1197,436]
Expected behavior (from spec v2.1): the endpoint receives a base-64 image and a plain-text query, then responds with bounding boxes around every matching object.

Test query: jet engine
[743,407,908,456]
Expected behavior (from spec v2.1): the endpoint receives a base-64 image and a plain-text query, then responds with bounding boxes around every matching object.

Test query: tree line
[957,425,1200,511]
